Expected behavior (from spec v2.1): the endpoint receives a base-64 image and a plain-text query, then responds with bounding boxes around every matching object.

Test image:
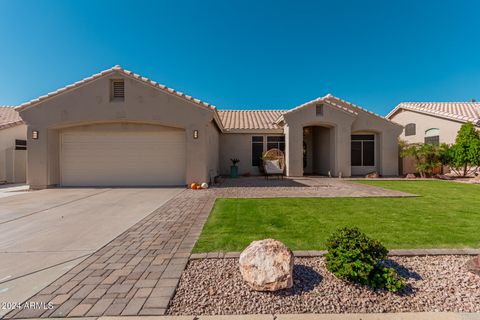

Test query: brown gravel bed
[167,256,480,315]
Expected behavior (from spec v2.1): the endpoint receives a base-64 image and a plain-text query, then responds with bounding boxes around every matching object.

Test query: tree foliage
[439,123,480,176]
[401,143,441,177]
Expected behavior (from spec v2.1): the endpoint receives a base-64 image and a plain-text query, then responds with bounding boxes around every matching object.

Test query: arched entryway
[302,125,335,176]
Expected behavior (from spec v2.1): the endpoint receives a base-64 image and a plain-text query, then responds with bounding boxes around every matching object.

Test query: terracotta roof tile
[0,106,24,130]
[17,65,218,112]
[388,102,480,125]
[218,110,286,130]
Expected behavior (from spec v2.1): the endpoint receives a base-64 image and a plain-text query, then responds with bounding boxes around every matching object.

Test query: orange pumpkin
[196,185,202,190]
[190,183,198,189]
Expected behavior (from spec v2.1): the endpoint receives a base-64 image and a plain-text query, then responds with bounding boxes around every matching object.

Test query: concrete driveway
[0,187,182,315]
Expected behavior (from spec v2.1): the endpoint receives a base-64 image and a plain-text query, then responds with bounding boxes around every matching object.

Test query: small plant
[230,158,240,166]
[325,227,405,293]
[401,143,441,177]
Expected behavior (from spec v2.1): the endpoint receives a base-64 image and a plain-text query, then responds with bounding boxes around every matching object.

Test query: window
[424,128,440,145]
[351,135,375,166]
[267,136,285,152]
[111,79,125,101]
[15,139,27,150]
[251,136,264,166]
[316,103,324,116]
[425,136,440,145]
[405,123,416,136]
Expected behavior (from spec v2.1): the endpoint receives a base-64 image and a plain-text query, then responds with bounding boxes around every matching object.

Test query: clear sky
[1,0,479,116]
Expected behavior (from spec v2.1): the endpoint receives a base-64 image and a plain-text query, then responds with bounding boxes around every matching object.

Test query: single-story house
[0,106,27,183]
[387,101,480,145]
[17,66,402,189]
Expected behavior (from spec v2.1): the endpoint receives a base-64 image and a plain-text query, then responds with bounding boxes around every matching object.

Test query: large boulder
[239,239,294,291]
[465,255,480,276]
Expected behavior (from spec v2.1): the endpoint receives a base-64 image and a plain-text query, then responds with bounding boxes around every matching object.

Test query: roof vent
[111,79,125,101]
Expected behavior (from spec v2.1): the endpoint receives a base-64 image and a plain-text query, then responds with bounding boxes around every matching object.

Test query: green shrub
[325,227,405,293]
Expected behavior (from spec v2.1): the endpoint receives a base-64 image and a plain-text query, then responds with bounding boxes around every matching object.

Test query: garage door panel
[60,129,186,187]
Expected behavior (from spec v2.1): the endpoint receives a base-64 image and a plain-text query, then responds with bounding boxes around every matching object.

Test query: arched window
[424,128,440,145]
[405,123,416,136]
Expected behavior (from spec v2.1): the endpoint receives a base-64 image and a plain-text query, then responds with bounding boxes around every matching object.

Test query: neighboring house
[17,65,402,189]
[387,102,480,145]
[0,107,27,183]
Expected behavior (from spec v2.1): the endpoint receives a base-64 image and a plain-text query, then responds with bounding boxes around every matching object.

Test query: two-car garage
[59,123,186,187]
[17,66,220,189]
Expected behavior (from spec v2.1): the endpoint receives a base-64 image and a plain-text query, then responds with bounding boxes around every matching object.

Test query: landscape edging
[190,248,480,260]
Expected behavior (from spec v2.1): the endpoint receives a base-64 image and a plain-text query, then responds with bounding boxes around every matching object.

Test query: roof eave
[391,104,480,126]
[16,65,219,116]
[223,128,284,134]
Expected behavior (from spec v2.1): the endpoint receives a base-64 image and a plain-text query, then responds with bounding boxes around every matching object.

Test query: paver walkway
[5,178,413,318]
[213,176,414,198]
[5,190,215,318]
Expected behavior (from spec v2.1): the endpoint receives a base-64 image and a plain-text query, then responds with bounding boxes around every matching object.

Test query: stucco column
[26,127,49,189]
[185,125,209,185]
[380,131,400,176]
[335,123,352,177]
[285,124,303,176]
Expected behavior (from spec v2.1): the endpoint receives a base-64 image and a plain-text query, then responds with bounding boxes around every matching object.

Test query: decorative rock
[365,171,379,178]
[465,255,480,276]
[406,173,416,179]
[435,174,454,180]
[239,239,294,291]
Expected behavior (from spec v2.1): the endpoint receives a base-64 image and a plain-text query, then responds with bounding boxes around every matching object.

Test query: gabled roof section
[281,94,356,117]
[16,65,224,130]
[0,106,24,130]
[387,102,480,126]
[218,110,286,131]
[325,95,401,126]
[277,94,402,127]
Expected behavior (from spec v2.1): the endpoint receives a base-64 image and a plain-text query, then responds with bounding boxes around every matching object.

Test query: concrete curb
[30,312,480,319]
[190,249,480,260]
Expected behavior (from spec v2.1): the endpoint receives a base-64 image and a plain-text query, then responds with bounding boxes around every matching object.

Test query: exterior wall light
[193,130,199,139]
[32,130,39,140]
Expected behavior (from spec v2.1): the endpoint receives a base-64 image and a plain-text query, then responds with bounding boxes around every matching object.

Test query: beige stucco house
[387,102,480,145]
[0,107,27,183]
[16,66,403,189]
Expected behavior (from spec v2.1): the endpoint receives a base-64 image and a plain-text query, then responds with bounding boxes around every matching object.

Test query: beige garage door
[60,127,186,187]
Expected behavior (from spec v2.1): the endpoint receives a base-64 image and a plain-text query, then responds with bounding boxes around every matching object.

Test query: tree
[401,143,441,177]
[449,123,480,176]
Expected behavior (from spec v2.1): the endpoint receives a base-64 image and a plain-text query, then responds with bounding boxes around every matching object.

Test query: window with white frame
[424,128,440,145]
[266,136,285,152]
[351,134,375,166]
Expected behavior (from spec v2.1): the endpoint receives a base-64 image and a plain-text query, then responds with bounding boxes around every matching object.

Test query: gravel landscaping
[167,256,480,315]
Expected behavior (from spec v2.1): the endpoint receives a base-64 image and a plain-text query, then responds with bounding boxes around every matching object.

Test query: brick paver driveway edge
[6,190,215,319]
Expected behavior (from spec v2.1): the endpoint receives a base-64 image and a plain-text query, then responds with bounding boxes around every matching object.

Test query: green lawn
[193,181,480,252]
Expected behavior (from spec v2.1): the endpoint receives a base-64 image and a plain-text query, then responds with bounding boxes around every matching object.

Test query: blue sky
[1,0,479,116]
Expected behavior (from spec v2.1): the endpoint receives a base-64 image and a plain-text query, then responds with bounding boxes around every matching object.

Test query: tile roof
[16,65,225,131]
[16,65,218,112]
[278,94,402,127]
[218,110,286,131]
[0,106,24,130]
[387,102,480,126]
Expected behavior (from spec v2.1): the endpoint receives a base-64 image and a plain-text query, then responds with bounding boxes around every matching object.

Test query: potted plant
[230,158,240,178]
